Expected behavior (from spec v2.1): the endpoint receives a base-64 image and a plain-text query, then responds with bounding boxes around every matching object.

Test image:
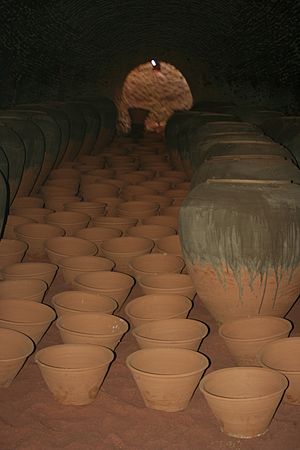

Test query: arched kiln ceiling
[0,1,299,104]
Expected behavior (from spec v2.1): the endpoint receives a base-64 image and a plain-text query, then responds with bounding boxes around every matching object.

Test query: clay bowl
[129,253,185,282]
[44,195,81,212]
[64,201,106,219]
[49,168,80,180]
[125,294,193,328]
[12,196,44,208]
[121,185,155,201]
[0,299,56,344]
[118,172,148,185]
[91,197,122,216]
[259,337,300,405]
[3,215,36,239]
[59,255,115,284]
[9,207,53,224]
[46,211,90,236]
[0,239,28,269]
[106,178,127,191]
[72,271,135,310]
[35,344,114,405]
[139,273,196,299]
[100,236,154,275]
[82,168,115,180]
[161,206,181,218]
[142,215,179,232]
[134,194,173,209]
[0,278,48,303]
[45,236,98,265]
[127,224,176,247]
[15,223,65,258]
[2,262,58,287]
[91,216,138,234]
[80,183,119,201]
[116,201,159,221]
[40,185,75,198]
[0,328,34,387]
[126,348,209,412]
[56,313,129,350]
[219,316,293,366]
[156,235,183,257]
[77,155,105,166]
[177,181,191,190]
[199,367,288,438]
[133,318,209,351]
[45,178,79,193]
[52,290,118,317]
[161,170,187,182]
[140,180,171,194]
[165,189,188,202]
[75,227,122,255]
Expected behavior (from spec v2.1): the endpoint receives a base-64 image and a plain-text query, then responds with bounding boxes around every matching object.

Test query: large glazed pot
[179,180,300,323]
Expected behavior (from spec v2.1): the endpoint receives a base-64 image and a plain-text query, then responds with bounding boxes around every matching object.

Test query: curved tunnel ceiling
[0,1,299,107]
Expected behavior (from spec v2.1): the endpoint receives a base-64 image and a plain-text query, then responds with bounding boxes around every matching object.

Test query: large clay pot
[126,348,209,412]
[179,180,300,323]
[259,337,300,405]
[0,328,34,387]
[199,367,288,438]
[56,313,129,350]
[35,344,114,405]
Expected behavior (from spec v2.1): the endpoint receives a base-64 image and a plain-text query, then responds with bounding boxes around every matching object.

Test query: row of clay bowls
[0,137,299,439]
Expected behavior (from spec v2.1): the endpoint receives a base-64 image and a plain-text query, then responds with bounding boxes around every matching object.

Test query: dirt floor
[1,260,299,450]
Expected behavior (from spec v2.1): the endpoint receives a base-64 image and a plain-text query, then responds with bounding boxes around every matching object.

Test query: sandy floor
[1,261,299,450]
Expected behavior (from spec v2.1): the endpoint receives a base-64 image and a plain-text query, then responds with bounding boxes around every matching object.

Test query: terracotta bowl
[0,299,56,344]
[40,185,75,198]
[0,328,34,387]
[52,290,117,317]
[199,367,288,438]
[156,235,183,257]
[118,172,148,185]
[0,278,48,302]
[91,197,122,216]
[45,178,79,193]
[35,344,114,405]
[2,262,58,287]
[12,196,44,208]
[44,195,81,212]
[139,273,196,299]
[49,168,80,180]
[161,206,181,218]
[219,316,293,366]
[161,170,187,182]
[129,253,185,282]
[100,236,154,275]
[15,222,65,258]
[259,337,300,405]
[45,236,98,265]
[125,294,193,327]
[80,183,119,201]
[140,180,171,194]
[77,155,105,165]
[142,215,179,232]
[59,255,115,284]
[133,318,209,351]
[3,215,36,240]
[64,201,106,219]
[116,201,159,221]
[127,224,176,245]
[56,313,129,350]
[72,270,135,310]
[75,226,122,255]
[134,194,173,209]
[10,207,53,224]
[0,239,28,269]
[121,186,155,201]
[126,348,209,412]
[46,211,90,236]
[91,216,138,233]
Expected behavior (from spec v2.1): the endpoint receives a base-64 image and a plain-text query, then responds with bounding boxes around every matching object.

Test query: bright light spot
[150,59,157,67]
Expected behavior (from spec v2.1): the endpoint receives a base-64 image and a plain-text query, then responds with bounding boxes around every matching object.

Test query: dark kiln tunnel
[0,2,300,449]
